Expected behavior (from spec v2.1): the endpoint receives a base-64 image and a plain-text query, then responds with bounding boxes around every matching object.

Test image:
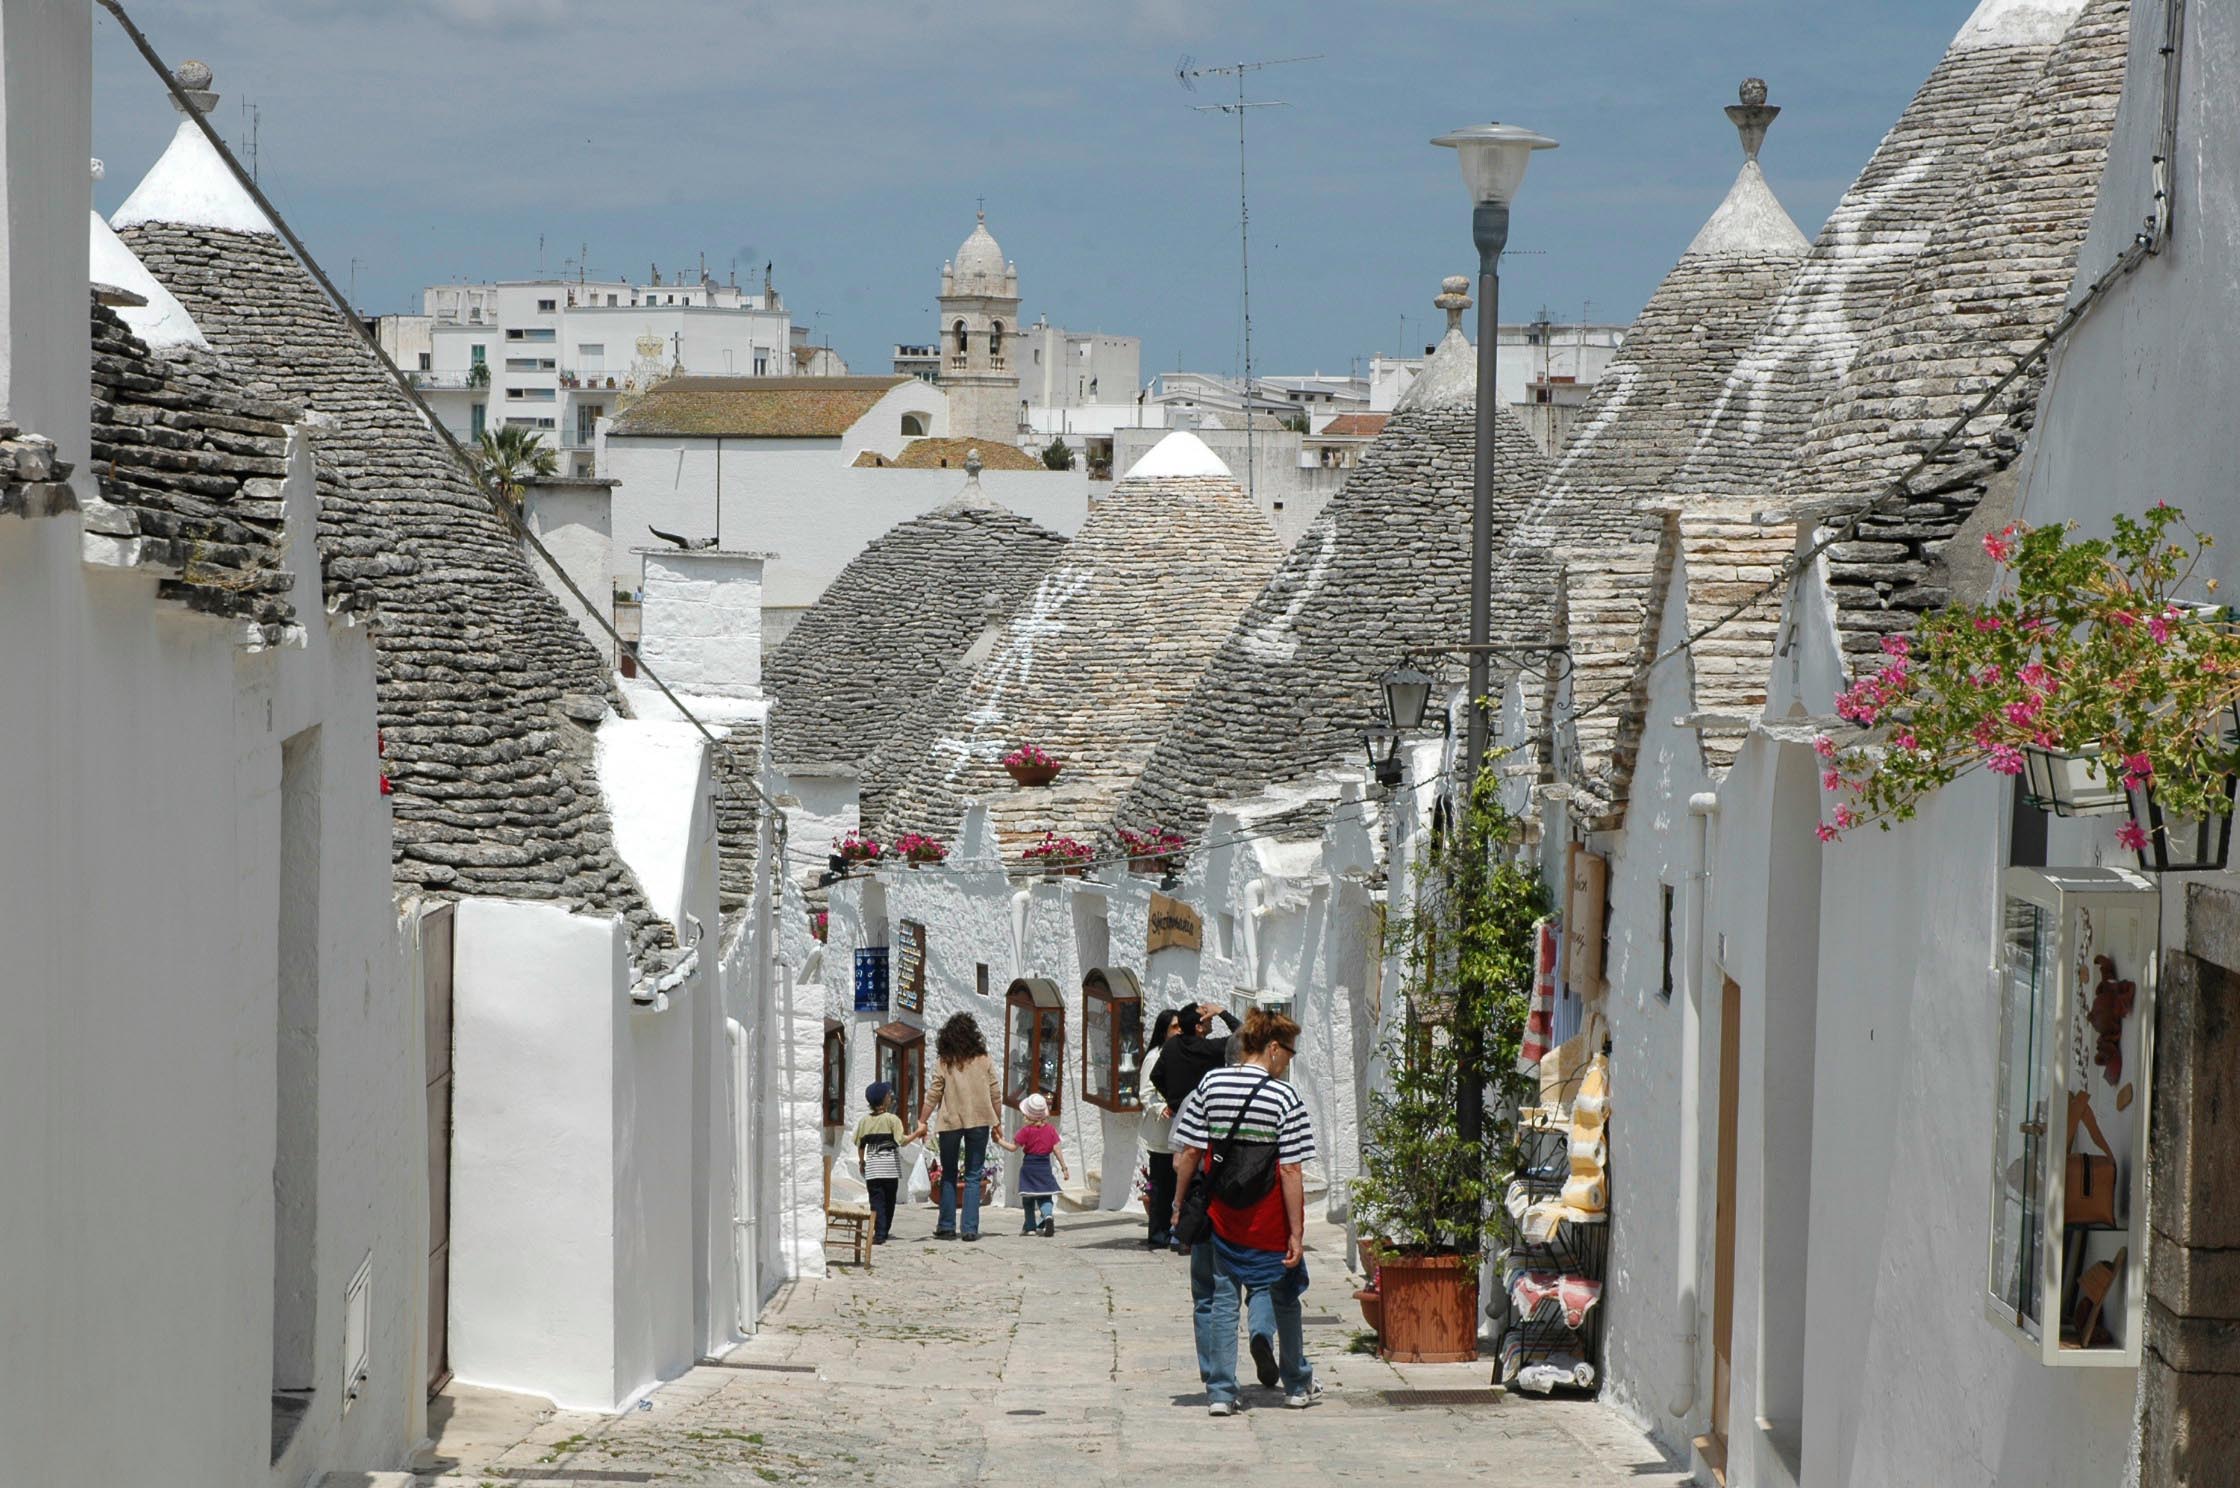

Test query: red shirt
[1191,1144,1290,1251]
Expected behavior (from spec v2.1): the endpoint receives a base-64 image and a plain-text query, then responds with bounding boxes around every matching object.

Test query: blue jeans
[1202,1247,1311,1404]
[1021,1195,1054,1232]
[935,1127,988,1238]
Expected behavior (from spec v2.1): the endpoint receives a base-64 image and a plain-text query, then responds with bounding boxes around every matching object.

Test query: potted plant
[1118,825,1186,875]
[834,831,883,870]
[1021,831,1095,879]
[1816,505,2240,872]
[1349,770,1548,1364]
[811,910,828,942]
[894,831,949,867]
[1002,743,1062,787]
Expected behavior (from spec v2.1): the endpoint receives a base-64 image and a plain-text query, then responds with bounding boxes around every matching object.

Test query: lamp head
[1432,123,1558,207]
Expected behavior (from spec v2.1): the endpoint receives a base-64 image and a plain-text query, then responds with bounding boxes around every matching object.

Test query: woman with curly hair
[908,1012,1003,1241]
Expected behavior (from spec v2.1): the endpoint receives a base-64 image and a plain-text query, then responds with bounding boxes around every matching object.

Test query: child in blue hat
[854,1081,908,1243]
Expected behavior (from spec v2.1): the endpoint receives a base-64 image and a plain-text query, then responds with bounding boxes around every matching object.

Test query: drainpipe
[1671,790,1719,1419]
[1242,878,1268,985]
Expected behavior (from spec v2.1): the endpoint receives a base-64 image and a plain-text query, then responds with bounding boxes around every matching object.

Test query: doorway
[1699,973,1743,1485]
[422,903,455,1397]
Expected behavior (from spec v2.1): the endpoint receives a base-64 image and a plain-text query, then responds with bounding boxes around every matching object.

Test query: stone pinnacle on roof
[1727,78,1778,162]
[170,60,218,115]
[1434,276,1471,332]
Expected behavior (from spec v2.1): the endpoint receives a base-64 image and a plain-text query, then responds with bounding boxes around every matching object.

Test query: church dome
[951,212,1008,286]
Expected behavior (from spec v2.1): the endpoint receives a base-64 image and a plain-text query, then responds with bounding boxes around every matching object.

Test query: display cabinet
[1082,967,1146,1112]
[821,1018,847,1128]
[874,1022,925,1127]
[1988,866,2157,1367]
[1004,977,1065,1112]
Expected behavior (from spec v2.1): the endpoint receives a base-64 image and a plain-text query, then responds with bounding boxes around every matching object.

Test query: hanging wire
[97,0,792,854]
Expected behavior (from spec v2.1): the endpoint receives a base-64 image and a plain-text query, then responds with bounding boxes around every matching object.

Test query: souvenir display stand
[1495,1010,1611,1395]
[1988,866,2156,1366]
[1004,977,1065,1112]
[1082,966,1146,1112]
[853,945,890,1014]
[821,1018,847,1128]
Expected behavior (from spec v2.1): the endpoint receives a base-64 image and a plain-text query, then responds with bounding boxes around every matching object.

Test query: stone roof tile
[120,217,679,972]
[866,441,1283,857]
[766,482,1068,769]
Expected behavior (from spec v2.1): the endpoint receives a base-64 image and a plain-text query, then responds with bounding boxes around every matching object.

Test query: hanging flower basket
[834,831,883,868]
[1022,831,1095,878]
[1817,507,2240,848]
[893,831,949,867]
[1003,743,1062,787]
[1118,825,1186,875]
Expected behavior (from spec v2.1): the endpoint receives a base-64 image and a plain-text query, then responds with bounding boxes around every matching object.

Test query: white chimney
[0,0,93,471]
[633,545,774,699]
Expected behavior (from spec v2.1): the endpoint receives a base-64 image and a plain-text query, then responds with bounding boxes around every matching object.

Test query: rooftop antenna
[348,256,365,311]
[1180,51,1321,501]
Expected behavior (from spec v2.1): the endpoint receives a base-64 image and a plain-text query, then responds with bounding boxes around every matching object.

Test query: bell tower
[935,209,1022,442]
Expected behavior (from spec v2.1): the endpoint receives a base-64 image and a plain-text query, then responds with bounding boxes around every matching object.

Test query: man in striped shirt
[1170,1009,1321,1413]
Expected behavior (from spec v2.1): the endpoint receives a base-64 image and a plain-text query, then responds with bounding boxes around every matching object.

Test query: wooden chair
[823,1157,873,1266]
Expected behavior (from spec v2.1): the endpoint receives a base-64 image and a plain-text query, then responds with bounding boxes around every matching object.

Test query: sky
[91,1,1997,382]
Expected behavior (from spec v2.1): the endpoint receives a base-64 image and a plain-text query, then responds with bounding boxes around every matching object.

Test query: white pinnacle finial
[169,60,219,116]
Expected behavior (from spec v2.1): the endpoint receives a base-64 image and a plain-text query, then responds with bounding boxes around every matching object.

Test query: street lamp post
[1432,122,1556,1151]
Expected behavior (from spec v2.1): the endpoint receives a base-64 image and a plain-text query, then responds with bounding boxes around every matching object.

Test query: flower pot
[1354,1286,1384,1337]
[1006,761,1061,787]
[1375,1250,1480,1363]
[1037,862,1086,880]
[1128,855,1170,876]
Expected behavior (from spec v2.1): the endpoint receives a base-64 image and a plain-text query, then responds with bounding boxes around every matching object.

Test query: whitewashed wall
[817,799,1375,1220]
[0,427,415,1484]
[598,432,1089,622]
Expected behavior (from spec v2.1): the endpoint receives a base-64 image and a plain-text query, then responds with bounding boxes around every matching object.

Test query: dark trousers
[1146,1150,1178,1245]
[866,1177,897,1241]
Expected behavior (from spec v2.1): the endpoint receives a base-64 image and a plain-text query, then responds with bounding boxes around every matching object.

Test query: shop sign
[1147,893,1203,954]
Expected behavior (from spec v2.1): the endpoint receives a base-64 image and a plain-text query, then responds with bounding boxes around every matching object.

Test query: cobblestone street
[423,1207,1687,1486]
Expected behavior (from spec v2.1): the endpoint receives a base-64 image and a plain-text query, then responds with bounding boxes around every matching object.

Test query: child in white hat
[997,1093,1069,1236]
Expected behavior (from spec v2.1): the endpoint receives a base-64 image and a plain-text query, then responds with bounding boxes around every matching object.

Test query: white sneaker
[1207,1399,1237,1417]
[1284,1381,1324,1409]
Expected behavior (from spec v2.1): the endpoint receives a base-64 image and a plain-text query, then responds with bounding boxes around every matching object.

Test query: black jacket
[1150,1010,1239,1109]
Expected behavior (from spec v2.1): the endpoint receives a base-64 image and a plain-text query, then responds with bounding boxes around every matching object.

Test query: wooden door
[422,904,455,1397]
[1705,974,1743,1483]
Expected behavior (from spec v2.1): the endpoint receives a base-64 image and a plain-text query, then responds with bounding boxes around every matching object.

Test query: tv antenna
[1180,52,1320,500]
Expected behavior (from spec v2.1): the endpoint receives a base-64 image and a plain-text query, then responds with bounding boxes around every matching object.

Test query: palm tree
[471,425,558,508]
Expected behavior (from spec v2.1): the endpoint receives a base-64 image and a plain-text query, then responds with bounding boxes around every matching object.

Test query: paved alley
[422,1207,1689,1487]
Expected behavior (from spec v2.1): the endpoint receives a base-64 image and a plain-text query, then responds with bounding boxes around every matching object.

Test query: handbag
[2064,1090,2119,1228]
[1174,1072,1276,1243]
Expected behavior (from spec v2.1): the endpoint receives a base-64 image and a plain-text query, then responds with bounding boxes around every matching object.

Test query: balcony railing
[409,369,486,391]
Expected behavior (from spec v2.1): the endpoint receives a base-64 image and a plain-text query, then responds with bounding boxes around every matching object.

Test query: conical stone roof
[117,129,678,971]
[1778,0,2129,666]
[1673,0,2089,497]
[1117,321,1551,842]
[864,432,1282,856]
[766,472,1068,771]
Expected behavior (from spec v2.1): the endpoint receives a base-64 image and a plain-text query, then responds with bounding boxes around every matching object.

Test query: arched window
[953,319,969,354]
[989,320,1005,355]
[901,413,928,437]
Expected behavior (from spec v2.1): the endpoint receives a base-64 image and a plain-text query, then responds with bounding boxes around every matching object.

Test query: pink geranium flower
[1834,805,1859,830]
[2117,820,2148,853]
[1895,731,1918,751]
[1815,822,1838,843]
[2122,752,2153,787]
[1814,734,1837,761]
[1881,635,1911,657]
[1973,615,2003,632]
[1988,744,2025,776]
[1822,768,1842,792]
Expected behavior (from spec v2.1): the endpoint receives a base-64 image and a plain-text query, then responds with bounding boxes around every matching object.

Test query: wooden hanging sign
[1147,893,1203,954]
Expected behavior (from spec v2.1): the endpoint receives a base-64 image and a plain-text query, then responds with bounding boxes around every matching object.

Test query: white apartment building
[378,267,795,475]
